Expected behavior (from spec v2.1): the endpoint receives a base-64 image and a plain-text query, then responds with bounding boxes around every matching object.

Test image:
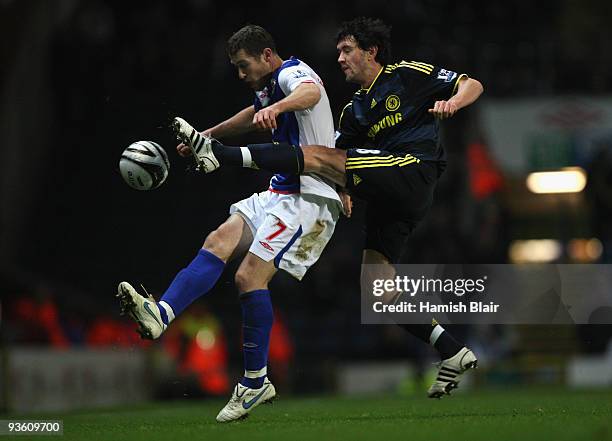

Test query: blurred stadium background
[1,0,612,428]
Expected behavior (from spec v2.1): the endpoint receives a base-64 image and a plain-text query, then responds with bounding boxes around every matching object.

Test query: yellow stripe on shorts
[346,154,417,165]
[346,155,396,164]
[346,156,420,170]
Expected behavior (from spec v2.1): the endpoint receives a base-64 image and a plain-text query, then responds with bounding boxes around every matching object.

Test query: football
[119,141,170,190]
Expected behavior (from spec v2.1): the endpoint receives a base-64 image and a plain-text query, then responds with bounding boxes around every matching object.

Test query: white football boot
[117,281,166,339]
[216,379,277,422]
[172,116,220,173]
[428,347,478,398]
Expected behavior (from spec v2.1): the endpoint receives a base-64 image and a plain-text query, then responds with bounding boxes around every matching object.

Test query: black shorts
[344,148,442,263]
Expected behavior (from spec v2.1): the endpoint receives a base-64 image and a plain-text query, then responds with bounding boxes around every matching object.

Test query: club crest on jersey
[385,95,400,111]
[437,69,457,82]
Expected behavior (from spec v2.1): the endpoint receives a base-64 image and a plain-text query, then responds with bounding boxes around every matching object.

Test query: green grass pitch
[9,388,612,441]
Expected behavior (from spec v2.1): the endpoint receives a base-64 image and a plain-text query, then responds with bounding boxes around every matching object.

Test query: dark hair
[336,17,392,65]
[227,25,277,57]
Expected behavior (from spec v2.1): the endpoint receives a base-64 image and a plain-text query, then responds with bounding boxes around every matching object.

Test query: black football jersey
[335,60,467,161]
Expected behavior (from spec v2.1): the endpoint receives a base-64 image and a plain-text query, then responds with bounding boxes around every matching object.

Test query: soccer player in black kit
[174,17,484,398]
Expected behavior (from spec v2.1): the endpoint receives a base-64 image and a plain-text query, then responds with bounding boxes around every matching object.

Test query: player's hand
[177,142,192,157]
[428,100,458,120]
[339,191,353,218]
[253,107,279,130]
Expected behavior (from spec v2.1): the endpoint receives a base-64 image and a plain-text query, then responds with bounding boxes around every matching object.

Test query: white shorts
[230,191,341,280]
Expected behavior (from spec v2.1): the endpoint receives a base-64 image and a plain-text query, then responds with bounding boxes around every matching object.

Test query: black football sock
[211,141,304,174]
[433,328,464,360]
[209,140,242,166]
[248,142,305,174]
[399,323,463,360]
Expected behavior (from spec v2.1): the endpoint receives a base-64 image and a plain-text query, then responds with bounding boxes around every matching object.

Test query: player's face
[337,37,370,85]
[230,49,272,90]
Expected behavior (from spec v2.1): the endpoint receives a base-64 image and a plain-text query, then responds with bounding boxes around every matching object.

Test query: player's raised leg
[216,253,278,422]
[117,214,251,339]
[172,116,348,185]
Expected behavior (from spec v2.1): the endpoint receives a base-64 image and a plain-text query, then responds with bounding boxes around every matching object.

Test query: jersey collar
[360,66,385,94]
[265,56,301,96]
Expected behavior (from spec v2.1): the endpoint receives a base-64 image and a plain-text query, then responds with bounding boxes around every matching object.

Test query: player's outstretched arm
[451,77,484,109]
[428,77,484,120]
[206,105,258,138]
[253,83,321,130]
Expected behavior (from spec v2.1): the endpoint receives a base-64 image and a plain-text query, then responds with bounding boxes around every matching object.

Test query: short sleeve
[431,67,468,99]
[422,65,468,100]
[277,65,318,95]
[396,61,468,101]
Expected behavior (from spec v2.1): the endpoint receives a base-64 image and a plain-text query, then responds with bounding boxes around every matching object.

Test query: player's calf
[205,141,305,175]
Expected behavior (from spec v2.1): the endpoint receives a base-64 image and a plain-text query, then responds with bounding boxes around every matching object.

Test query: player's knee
[203,228,230,260]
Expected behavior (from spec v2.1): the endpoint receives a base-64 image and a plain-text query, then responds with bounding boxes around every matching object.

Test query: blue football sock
[240,289,273,389]
[159,248,225,322]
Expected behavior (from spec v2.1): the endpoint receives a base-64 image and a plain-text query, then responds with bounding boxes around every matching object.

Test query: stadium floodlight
[567,238,603,262]
[509,239,563,263]
[526,167,587,194]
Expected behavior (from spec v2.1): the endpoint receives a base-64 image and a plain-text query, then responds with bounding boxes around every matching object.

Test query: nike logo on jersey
[242,385,270,410]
